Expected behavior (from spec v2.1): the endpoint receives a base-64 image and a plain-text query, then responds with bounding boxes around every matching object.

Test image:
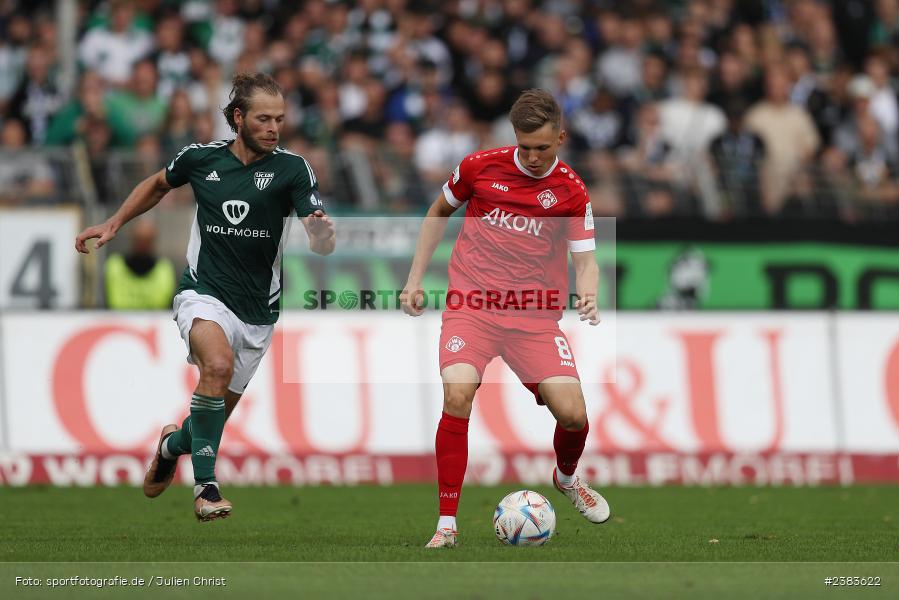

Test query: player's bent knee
[201,358,234,386]
[557,409,587,431]
[443,389,475,417]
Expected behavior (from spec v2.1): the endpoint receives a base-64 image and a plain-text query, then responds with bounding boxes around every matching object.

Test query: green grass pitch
[2,484,897,598]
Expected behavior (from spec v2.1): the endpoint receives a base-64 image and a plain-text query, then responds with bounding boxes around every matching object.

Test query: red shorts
[438,309,580,404]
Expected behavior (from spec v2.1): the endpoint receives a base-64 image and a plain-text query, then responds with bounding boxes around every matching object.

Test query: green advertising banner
[280,221,899,311]
[616,242,899,310]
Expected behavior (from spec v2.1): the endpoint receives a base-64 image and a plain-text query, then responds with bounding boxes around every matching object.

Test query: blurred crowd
[1,0,898,220]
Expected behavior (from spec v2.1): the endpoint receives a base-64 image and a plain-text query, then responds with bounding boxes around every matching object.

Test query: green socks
[163,415,193,458]
[163,393,225,484]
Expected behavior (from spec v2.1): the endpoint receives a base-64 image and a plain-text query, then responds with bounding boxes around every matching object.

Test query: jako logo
[222,200,250,225]
[491,182,509,192]
[482,207,544,236]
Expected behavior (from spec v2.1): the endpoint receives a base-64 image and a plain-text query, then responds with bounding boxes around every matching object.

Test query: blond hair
[509,89,562,132]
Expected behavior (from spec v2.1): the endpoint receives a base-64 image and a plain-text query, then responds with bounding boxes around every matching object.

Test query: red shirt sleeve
[567,186,595,252]
[442,154,478,207]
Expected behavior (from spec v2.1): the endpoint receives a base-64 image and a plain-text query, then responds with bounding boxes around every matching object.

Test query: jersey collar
[513,148,559,179]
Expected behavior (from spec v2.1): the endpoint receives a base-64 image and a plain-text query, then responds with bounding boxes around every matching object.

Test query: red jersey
[442,146,595,320]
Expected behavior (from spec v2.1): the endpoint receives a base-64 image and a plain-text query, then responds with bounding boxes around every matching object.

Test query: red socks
[436,411,469,516]
[554,421,589,476]
[436,414,587,516]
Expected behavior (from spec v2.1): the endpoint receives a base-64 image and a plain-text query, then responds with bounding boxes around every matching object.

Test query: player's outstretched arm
[302,210,335,256]
[401,192,458,316]
[571,250,600,326]
[75,168,173,253]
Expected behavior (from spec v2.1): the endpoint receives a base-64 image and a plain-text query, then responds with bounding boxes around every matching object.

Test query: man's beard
[239,127,275,155]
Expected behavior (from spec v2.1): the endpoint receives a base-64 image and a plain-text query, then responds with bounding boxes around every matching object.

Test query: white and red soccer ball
[493,490,556,546]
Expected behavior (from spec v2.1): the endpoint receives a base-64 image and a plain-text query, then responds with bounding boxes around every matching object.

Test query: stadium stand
[0,0,897,220]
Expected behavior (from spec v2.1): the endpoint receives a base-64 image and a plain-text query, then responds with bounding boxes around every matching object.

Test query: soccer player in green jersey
[75,73,335,521]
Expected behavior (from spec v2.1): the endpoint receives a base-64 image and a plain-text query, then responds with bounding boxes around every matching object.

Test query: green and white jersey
[165,139,323,325]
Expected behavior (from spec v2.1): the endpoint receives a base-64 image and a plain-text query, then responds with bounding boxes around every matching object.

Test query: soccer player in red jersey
[401,89,610,548]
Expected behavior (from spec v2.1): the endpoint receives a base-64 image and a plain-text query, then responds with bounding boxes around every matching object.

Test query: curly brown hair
[222,72,282,133]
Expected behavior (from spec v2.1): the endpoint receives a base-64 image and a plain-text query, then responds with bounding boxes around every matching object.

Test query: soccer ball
[493,490,556,546]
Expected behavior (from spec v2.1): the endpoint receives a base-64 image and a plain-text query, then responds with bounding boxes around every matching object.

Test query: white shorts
[173,290,274,394]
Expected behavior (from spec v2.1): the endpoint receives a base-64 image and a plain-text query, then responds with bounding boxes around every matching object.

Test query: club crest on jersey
[445,336,466,353]
[254,171,274,190]
[222,200,250,225]
[537,189,558,209]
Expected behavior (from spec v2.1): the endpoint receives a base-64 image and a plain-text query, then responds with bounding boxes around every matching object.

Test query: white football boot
[425,527,458,548]
[553,469,611,524]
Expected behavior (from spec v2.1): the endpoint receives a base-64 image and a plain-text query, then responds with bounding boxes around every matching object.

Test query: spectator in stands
[476,36,511,78]
[444,19,491,91]
[374,121,427,210]
[492,0,539,86]
[160,90,195,156]
[659,67,726,163]
[709,51,761,111]
[78,0,154,86]
[787,44,819,107]
[206,0,245,71]
[596,14,644,97]
[273,65,304,135]
[618,103,677,217]
[806,12,843,81]
[784,43,842,145]
[236,20,269,74]
[673,17,717,72]
[400,7,452,88]
[33,15,60,64]
[80,115,114,204]
[414,100,477,195]
[657,67,726,215]
[825,111,899,218]
[6,45,65,144]
[0,15,31,112]
[849,113,899,207]
[339,51,372,122]
[869,0,899,47]
[193,111,215,145]
[46,71,106,146]
[619,51,671,129]
[0,118,55,205]
[549,53,594,117]
[345,0,396,68]
[134,133,163,180]
[104,218,175,310]
[5,0,897,222]
[569,89,624,156]
[532,13,570,80]
[342,78,388,142]
[710,103,766,216]
[153,14,191,100]
[301,79,342,150]
[187,60,231,140]
[864,51,899,160]
[105,59,167,146]
[643,11,677,59]
[746,65,821,214]
[464,69,517,131]
[729,24,761,77]
[834,76,883,160]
